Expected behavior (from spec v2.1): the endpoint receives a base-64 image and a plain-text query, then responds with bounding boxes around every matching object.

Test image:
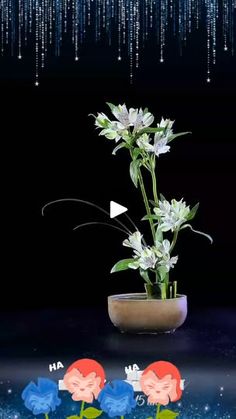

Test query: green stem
[45,415,49,419]
[156,403,161,419]
[79,400,85,419]
[121,416,125,419]
[170,229,179,253]
[138,168,155,242]
[150,161,159,206]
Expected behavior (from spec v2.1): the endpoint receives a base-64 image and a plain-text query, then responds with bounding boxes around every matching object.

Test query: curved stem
[41,198,132,235]
[170,229,179,253]
[73,221,129,236]
[155,403,161,419]
[124,213,142,236]
[79,400,85,419]
[138,169,155,242]
[150,161,159,206]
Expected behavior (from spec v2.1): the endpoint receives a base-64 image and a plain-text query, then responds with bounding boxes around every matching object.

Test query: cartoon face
[21,378,61,415]
[98,379,137,418]
[63,369,102,402]
[141,370,178,405]
[100,395,130,417]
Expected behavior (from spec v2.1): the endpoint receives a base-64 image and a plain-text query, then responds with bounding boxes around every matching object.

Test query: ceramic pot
[108,293,187,334]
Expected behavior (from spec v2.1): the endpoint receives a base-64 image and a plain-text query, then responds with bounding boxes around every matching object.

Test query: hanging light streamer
[0,0,235,85]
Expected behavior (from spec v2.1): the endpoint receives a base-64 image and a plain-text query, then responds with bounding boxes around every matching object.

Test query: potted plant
[93,103,212,333]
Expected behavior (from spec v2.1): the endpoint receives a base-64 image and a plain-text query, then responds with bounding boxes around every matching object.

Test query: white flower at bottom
[136,129,171,157]
[160,255,178,271]
[153,137,170,157]
[156,239,171,255]
[139,247,158,270]
[136,134,154,152]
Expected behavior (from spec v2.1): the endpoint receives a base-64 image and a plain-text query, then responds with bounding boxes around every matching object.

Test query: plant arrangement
[94,103,212,300]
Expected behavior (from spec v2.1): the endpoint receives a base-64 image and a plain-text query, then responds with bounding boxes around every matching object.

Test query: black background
[1,25,236,310]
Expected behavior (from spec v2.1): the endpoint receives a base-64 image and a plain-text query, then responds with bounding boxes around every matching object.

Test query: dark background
[1,25,235,310]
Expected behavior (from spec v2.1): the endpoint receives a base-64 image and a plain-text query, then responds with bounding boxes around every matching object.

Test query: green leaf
[160,193,167,202]
[167,131,191,143]
[83,407,103,419]
[132,147,142,160]
[180,223,213,244]
[155,226,163,244]
[106,102,116,112]
[139,269,152,284]
[158,409,179,418]
[187,202,199,221]
[111,258,134,273]
[138,127,165,135]
[142,214,159,221]
[112,142,127,155]
[149,199,157,207]
[130,159,141,188]
[66,416,80,419]
[157,265,169,282]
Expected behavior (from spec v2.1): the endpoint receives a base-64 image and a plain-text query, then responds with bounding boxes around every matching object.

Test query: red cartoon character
[140,361,183,418]
[63,358,105,403]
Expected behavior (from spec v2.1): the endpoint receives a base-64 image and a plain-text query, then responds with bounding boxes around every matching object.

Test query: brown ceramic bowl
[108,293,187,334]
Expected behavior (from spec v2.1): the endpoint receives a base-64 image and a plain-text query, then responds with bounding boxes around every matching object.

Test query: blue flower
[98,379,136,418]
[21,377,61,415]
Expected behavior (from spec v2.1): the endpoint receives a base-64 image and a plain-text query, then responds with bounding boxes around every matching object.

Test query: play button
[110,201,128,218]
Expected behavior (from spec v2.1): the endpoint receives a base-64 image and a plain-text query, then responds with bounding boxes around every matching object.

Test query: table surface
[0,306,235,418]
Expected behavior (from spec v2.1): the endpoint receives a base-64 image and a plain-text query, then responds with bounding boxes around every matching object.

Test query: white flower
[159,255,178,272]
[142,112,155,127]
[154,199,190,232]
[123,232,178,272]
[155,239,178,272]
[111,104,154,132]
[99,121,128,143]
[156,239,171,255]
[134,110,154,132]
[136,134,154,152]
[95,112,111,128]
[139,247,158,270]
[148,117,174,157]
[123,232,158,270]
[123,231,143,254]
[137,132,170,156]
[168,256,178,269]
[158,118,175,131]
[153,137,170,157]
[135,117,174,157]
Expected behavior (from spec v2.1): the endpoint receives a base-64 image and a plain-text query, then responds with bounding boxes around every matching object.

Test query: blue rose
[21,377,61,415]
[98,379,136,418]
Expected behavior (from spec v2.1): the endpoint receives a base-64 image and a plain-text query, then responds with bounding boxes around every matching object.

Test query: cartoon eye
[86,382,94,388]
[72,382,79,388]
[162,385,170,390]
[147,385,154,389]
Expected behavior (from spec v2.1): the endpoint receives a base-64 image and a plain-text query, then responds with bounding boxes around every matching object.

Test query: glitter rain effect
[0,0,235,85]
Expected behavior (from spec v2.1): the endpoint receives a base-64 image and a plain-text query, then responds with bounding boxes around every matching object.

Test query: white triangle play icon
[110,201,128,218]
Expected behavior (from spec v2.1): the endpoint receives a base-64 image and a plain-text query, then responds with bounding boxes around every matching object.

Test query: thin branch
[41,198,132,234]
[73,221,129,236]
